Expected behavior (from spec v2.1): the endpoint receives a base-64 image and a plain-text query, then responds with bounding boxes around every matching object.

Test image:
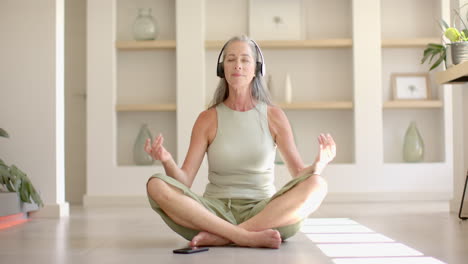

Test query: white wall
[0,0,68,217]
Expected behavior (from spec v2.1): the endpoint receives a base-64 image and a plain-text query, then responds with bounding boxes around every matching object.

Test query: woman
[145,35,336,249]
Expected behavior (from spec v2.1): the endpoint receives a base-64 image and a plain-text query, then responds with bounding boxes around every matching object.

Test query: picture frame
[248,0,303,41]
[391,73,431,100]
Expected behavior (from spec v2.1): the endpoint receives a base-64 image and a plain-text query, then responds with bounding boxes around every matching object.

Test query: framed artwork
[248,0,303,40]
[392,73,431,100]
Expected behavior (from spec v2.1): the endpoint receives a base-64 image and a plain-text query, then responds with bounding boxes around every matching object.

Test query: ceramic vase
[403,121,424,162]
[133,124,154,165]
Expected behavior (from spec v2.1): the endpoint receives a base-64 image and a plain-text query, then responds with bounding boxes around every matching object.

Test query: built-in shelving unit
[380,0,448,164]
[86,0,454,205]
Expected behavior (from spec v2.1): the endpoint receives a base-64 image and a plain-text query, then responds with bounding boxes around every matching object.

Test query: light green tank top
[204,102,277,200]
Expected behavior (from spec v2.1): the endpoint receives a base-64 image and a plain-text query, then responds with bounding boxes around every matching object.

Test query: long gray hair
[208,35,273,109]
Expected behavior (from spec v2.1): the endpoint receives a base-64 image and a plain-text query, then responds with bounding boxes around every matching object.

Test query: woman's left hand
[315,133,336,165]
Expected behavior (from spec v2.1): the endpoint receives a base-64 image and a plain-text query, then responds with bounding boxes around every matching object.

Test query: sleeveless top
[204,102,277,200]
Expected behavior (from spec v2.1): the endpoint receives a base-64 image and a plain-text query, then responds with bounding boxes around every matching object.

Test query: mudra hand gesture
[313,133,336,175]
[144,134,172,163]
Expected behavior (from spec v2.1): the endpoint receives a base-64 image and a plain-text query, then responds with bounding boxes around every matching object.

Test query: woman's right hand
[144,134,172,163]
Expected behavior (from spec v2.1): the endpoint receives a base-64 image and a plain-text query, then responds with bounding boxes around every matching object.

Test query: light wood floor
[0,202,467,264]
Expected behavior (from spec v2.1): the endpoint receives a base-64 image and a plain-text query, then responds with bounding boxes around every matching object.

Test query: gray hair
[208,35,273,109]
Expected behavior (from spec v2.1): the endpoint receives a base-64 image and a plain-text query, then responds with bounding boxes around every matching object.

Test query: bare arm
[268,106,336,178]
[145,110,214,187]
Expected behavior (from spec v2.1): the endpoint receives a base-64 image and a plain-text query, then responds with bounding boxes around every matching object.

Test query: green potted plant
[0,128,43,207]
[422,6,468,70]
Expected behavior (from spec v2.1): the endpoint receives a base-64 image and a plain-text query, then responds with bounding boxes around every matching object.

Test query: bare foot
[239,229,282,249]
[190,231,230,247]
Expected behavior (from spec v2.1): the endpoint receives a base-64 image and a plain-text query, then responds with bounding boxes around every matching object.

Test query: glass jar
[133,8,158,41]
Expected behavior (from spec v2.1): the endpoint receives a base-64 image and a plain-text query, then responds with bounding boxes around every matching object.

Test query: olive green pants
[147,173,314,241]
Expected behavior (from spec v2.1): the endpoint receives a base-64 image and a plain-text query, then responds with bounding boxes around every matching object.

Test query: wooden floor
[0,202,467,264]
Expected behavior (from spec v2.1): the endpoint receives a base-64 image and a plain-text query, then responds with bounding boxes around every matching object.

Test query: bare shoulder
[197,107,216,125]
[267,105,288,126]
[267,105,289,141]
[194,107,217,143]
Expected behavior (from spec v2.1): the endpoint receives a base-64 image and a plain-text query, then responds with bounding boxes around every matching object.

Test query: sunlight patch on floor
[332,257,446,264]
[302,218,446,264]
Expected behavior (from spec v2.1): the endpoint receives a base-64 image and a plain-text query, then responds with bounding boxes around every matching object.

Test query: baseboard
[30,202,69,218]
[323,192,452,203]
[82,192,452,207]
[83,194,149,207]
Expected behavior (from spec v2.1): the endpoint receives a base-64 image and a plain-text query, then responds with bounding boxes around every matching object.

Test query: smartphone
[173,247,209,254]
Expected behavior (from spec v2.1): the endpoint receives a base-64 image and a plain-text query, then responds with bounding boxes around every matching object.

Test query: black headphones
[216,39,265,78]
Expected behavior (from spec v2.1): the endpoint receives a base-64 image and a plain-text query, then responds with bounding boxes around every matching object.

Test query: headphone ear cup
[256,62,263,76]
[217,62,224,78]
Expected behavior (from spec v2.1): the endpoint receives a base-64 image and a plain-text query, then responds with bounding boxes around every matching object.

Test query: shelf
[383,100,443,109]
[435,61,468,84]
[277,101,353,110]
[116,104,176,112]
[115,40,176,50]
[381,38,440,48]
[205,39,353,49]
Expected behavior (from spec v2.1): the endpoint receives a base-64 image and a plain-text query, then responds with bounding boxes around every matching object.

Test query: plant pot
[450,42,468,65]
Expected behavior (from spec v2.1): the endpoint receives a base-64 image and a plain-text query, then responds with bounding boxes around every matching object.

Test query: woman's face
[222,41,256,88]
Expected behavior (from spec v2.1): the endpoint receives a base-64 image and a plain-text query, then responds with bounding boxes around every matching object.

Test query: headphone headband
[216,39,265,78]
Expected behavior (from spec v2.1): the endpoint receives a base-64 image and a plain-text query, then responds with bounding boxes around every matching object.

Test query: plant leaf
[30,191,43,207]
[19,181,30,203]
[0,128,9,138]
[10,165,26,180]
[428,43,444,50]
[5,180,15,192]
[453,9,468,31]
[430,50,446,70]
[440,19,449,31]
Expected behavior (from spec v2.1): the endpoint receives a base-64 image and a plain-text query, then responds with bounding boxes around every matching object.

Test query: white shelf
[114,38,439,50]
[383,100,443,109]
[206,39,353,49]
[116,40,176,50]
[116,104,176,112]
[381,38,440,48]
[277,101,353,110]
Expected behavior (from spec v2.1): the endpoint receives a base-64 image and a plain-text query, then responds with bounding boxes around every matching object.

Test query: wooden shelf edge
[435,61,468,84]
[276,101,353,110]
[115,40,176,50]
[116,104,176,112]
[205,39,353,49]
[383,100,443,108]
[382,38,440,48]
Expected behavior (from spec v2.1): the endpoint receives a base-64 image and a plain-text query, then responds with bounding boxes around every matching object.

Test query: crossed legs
[147,174,327,248]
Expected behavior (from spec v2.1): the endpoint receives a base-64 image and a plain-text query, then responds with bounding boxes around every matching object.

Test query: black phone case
[173,247,209,254]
